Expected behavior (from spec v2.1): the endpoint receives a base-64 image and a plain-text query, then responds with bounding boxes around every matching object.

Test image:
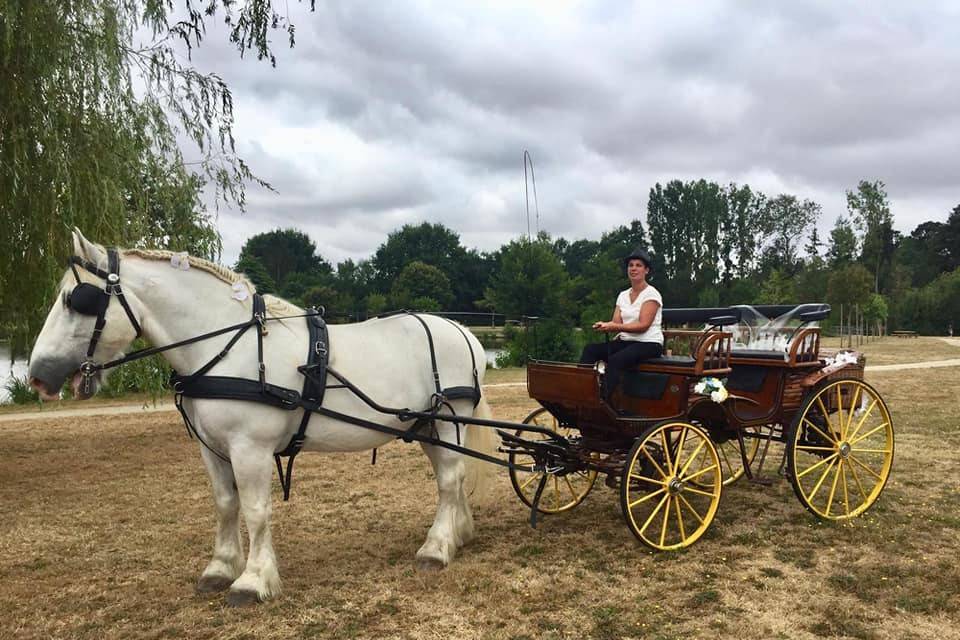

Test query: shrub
[495,320,578,367]
[3,375,39,405]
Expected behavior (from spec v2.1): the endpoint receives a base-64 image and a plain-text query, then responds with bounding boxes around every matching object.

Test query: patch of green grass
[689,589,720,607]
[592,606,630,640]
[511,544,545,558]
[774,546,816,569]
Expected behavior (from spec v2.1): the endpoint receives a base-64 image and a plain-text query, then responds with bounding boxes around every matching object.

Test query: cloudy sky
[178,1,960,266]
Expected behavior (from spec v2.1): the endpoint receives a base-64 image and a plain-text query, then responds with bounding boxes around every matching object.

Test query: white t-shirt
[615,285,664,344]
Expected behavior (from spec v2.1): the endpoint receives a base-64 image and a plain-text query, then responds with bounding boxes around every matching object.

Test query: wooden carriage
[506,304,894,551]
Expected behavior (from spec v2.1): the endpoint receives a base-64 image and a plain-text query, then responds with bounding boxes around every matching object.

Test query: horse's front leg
[196,447,244,594]
[416,413,476,571]
[226,446,282,606]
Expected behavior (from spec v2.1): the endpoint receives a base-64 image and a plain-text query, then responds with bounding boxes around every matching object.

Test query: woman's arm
[596,300,659,333]
[593,307,622,331]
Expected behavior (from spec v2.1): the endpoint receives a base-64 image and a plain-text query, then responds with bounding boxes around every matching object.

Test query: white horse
[29,230,495,606]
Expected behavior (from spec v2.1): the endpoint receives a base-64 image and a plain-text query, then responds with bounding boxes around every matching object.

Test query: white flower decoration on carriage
[694,376,728,403]
[231,281,249,301]
[170,251,190,271]
[823,351,858,367]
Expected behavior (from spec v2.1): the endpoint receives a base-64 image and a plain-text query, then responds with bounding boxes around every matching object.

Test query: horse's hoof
[415,556,446,572]
[226,588,261,607]
[196,575,233,594]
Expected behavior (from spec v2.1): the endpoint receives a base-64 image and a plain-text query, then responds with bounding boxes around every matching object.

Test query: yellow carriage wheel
[786,379,894,520]
[508,408,598,514]
[620,421,722,551]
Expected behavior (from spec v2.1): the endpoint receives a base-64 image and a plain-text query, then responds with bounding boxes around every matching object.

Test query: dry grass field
[2,338,959,639]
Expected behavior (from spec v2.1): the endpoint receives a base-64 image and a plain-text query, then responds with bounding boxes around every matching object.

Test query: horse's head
[29,229,143,400]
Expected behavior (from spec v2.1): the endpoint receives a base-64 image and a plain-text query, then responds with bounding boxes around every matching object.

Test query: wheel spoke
[659,494,671,547]
[795,452,839,479]
[795,445,836,452]
[640,493,670,535]
[719,443,736,476]
[848,459,869,503]
[642,447,670,480]
[678,439,707,477]
[683,484,718,498]
[674,496,686,541]
[678,493,705,524]
[553,476,561,510]
[628,487,666,509]
[520,472,543,491]
[673,426,689,472]
[803,419,838,446]
[850,448,892,454]
[836,384,845,439]
[684,464,719,483]
[849,454,883,480]
[660,429,674,475]
[850,423,889,446]
[808,457,837,503]
[825,457,842,516]
[564,476,579,501]
[840,461,851,516]
[815,397,836,437]
[845,384,862,440]
[629,473,666,486]
[846,398,878,442]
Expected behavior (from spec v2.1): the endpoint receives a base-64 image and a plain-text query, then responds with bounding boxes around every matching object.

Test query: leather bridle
[65,248,143,393]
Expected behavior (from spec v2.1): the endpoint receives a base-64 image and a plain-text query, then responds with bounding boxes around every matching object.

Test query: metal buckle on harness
[79,360,98,394]
[315,341,327,357]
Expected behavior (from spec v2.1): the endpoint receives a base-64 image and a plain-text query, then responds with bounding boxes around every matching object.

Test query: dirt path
[3,356,959,424]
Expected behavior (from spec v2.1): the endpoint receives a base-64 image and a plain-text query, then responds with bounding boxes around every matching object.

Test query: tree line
[234,179,960,337]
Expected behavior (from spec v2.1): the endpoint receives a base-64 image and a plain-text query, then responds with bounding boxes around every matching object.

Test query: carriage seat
[729,349,819,365]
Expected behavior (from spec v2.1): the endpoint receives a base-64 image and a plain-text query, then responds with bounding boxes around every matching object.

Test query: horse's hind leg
[196,447,244,594]
[415,407,476,571]
[226,447,282,606]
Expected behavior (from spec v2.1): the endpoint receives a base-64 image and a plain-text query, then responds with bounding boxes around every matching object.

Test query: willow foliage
[0,1,312,355]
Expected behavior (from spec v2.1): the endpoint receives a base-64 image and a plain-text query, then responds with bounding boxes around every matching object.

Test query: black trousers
[579,340,664,397]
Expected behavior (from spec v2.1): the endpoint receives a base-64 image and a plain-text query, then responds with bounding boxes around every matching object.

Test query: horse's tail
[463,394,498,503]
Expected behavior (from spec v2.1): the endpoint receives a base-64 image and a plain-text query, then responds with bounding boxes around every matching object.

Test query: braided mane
[123,249,302,316]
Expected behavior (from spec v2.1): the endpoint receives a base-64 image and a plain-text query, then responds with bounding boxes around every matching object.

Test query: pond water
[0,344,29,404]
[484,348,505,368]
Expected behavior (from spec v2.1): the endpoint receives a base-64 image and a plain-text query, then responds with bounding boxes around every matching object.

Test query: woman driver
[579,247,664,399]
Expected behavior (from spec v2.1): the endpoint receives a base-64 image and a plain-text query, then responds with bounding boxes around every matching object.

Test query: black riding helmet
[623,246,653,273]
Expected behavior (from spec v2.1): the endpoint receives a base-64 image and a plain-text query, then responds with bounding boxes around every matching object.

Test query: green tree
[846,180,895,293]
[723,183,769,280]
[483,237,570,319]
[826,263,873,313]
[862,294,889,334]
[0,1,305,353]
[390,261,453,310]
[237,229,332,292]
[827,216,858,267]
[758,268,796,304]
[371,222,486,310]
[758,195,821,276]
[234,254,276,295]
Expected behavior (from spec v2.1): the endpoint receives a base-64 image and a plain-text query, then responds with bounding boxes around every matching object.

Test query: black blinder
[67,283,108,316]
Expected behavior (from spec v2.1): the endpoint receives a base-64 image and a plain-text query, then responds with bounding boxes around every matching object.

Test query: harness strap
[275,309,329,500]
[405,312,443,397]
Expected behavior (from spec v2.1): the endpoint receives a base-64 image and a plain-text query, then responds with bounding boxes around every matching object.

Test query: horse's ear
[71,228,105,263]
